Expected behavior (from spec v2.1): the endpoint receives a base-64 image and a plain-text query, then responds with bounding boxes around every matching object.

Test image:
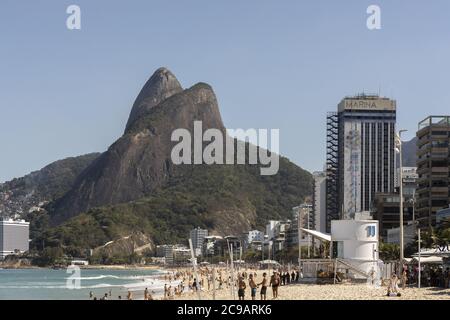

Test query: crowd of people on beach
[87,263,450,300]
[159,266,304,300]
[406,266,450,288]
[87,266,304,300]
[385,265,450,297]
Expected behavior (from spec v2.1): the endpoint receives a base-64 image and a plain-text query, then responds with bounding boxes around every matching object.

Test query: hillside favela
[0,1,449,303]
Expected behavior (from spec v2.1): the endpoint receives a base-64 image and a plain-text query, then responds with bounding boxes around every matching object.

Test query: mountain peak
[125,67,183,131]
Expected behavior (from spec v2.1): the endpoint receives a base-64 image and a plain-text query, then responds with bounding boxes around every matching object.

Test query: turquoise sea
[0,268,166,300]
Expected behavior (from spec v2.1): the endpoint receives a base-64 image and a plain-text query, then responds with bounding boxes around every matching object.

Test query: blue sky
[1,0,450,182]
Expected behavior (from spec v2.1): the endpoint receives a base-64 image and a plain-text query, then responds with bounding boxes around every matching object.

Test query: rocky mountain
[50,68,225,225]
[402,137,417,167]
[0,153,100,217]
[22,67,313,259]
[92,232,154,261]
[125,67,183,131]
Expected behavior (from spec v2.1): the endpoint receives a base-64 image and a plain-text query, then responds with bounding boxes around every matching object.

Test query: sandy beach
[168,269,450,301]
[176,282,450,300]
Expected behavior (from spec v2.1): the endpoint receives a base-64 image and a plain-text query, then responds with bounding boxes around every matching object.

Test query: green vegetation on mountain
[1,153,100,200]
[6,68,314,264]
[0,153,100,216]
[33,156,312,257]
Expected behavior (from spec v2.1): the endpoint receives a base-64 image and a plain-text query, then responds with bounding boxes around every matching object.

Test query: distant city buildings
[0,218,30,260]
[313,172,327,234]
[155,244,191,265]
[189,227,208,256]
[395,167,418,199]
[242,230,263,248]
[372,193,414,241]
[202,235,223,256]
[285,204,315,250]
[326,95,397,230]
[436,207,450,226]
[387,222,417,246]
[416,115,450,227]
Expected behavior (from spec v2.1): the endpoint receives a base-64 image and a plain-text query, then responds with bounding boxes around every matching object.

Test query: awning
[259,260,280,265]
[412,248,450,257]
[411,256,443,264]
[300,228,332,242]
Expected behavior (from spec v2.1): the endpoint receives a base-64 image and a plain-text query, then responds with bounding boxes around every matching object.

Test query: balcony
[432,167,449,173]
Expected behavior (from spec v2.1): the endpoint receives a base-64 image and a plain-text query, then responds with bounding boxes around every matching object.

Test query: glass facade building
[326,95,396,231]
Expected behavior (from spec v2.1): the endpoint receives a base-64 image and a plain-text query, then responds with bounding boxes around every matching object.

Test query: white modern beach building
[331,219,379,278]
[0,218,30,260]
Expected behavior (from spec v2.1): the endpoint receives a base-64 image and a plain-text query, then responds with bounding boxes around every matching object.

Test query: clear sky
[1,0,450,182]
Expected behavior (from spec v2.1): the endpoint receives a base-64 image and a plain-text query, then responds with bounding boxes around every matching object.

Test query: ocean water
[0,268,169,300]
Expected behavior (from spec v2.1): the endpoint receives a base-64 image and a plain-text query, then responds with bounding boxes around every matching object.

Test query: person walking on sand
[144,287,149,300]
[258,272,268,300]
[127,290,133,300]
[238,276,246,300]
[270,271,280,299]
[249,274,257,301]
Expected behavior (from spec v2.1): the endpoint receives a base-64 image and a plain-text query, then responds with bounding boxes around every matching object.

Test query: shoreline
[0,264,163,270]
[80,264,162,271]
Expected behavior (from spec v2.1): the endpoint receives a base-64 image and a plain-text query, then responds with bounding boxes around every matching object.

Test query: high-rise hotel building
[416,116,450,227]
[326,95,396,231]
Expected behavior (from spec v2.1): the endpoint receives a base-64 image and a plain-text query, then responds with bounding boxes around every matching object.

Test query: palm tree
[379,242,400,261]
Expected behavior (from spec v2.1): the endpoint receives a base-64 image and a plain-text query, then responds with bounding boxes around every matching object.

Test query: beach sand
[175,283,450,300]
[82,267,448,301]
